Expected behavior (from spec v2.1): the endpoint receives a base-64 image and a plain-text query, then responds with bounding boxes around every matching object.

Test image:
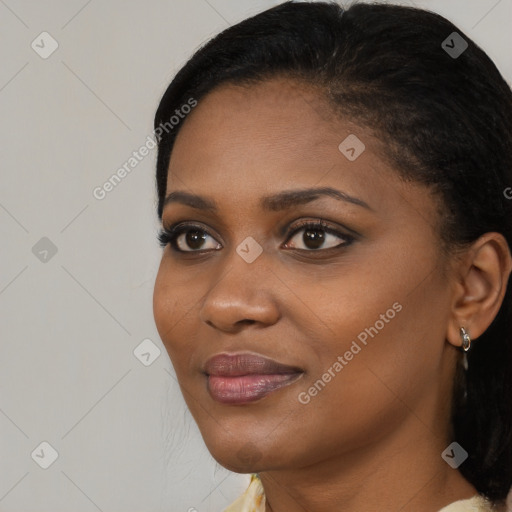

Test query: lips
[204,352,303,377]
[203,352,304,404]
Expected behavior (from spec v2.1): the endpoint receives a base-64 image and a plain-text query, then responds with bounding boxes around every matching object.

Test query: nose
[199,249,281,333]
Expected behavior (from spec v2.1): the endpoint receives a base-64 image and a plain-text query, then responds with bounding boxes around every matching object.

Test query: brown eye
[283,221,354,251]
[157,224,221,252]
[175,229,221,251]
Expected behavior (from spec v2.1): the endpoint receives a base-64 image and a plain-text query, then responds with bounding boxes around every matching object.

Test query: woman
[152,2,512,511]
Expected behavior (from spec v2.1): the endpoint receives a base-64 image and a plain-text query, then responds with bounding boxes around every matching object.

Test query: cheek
[291,245,448,408]
[273,283,445,464]
[152,260,199,367]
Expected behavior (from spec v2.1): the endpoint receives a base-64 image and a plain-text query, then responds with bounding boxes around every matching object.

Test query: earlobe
[446,232,512,348]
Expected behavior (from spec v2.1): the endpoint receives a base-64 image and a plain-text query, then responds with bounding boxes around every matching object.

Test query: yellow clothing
[223,474,264,512]
[223,473,495,512]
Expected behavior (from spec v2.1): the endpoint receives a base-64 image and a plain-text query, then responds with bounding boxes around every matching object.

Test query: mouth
[203,352,304,404]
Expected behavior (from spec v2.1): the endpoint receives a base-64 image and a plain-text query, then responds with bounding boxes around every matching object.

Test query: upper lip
[203,352,303,377]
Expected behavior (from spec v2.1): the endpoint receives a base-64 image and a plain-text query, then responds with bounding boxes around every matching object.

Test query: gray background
[1,0,511,511]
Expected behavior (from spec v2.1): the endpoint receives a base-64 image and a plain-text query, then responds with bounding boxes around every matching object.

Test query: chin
[204,436,267,473]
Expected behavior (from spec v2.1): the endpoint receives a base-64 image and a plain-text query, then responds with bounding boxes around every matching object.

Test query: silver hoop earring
[460,326,471,370]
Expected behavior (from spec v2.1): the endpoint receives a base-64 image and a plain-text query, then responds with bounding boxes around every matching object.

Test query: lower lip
[207,373,303,404]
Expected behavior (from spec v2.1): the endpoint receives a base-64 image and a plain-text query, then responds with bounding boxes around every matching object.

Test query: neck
[260,414,477,512]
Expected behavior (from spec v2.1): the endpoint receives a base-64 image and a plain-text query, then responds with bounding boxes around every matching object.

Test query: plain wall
[1,0,511,510]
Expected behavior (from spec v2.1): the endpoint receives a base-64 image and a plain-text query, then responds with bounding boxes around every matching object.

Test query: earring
[460,326,471,370]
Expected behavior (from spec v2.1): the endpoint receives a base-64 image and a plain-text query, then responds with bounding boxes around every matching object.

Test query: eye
[157,219,355,253]
[157,224,221,252]
[282,219,354,251]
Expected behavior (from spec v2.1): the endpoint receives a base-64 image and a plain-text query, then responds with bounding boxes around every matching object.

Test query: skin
[152,77,512,512]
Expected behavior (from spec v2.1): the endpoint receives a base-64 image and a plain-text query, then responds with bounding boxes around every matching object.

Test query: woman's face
[153,77,458,473]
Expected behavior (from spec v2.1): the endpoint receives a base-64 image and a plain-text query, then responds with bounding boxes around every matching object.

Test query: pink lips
[204,352,304,404]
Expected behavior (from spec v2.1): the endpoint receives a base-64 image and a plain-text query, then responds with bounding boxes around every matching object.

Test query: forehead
[164,77,439,229]
[169,78,376,186]
[173,78,342,158]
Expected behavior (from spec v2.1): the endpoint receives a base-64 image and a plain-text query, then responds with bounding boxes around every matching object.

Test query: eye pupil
[304,228,325,249]
[186,230,207,249]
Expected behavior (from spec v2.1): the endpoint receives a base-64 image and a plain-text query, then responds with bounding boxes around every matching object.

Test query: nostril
[237,319,256,327]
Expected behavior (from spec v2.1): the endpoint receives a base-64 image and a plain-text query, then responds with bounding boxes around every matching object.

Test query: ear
[446,232,512,348]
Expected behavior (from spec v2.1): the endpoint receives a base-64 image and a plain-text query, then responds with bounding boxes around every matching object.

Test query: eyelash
[157,219,355,253]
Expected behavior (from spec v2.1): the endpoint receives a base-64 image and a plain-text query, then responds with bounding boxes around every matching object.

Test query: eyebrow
[162,186,372,212]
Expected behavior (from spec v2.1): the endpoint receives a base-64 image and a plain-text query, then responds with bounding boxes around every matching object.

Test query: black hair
[153,0,512,503]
